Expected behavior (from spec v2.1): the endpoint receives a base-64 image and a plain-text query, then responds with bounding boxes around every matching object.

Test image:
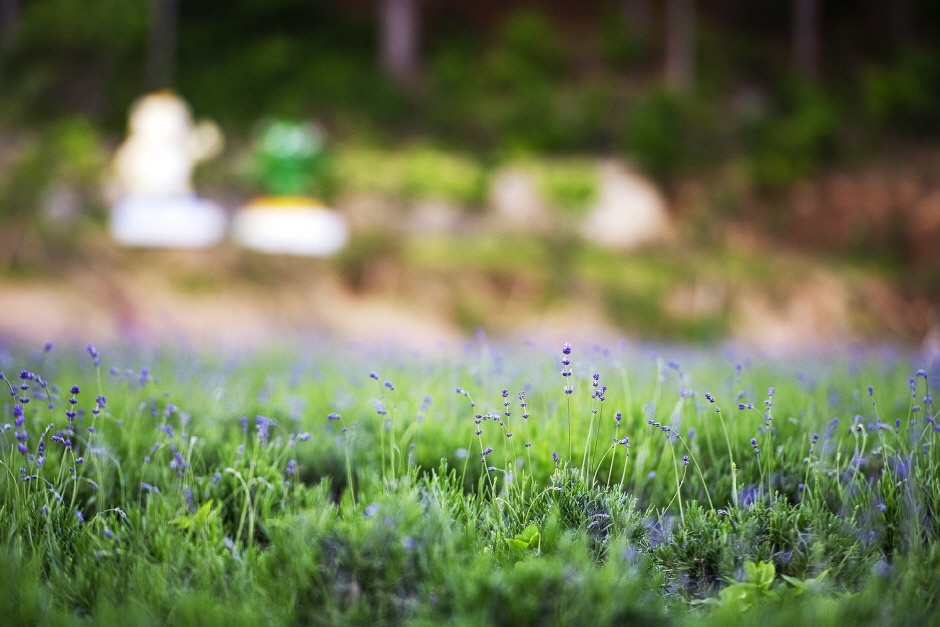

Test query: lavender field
[1,339,939,626]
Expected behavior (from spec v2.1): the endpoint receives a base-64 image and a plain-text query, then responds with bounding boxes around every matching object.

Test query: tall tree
[379,0,419,87]
[146,0,177,90]
[0,0,17,50]
[665,0,694,90]
[793,0,819,79]
[622,0,652,38]
[891,0,914,45]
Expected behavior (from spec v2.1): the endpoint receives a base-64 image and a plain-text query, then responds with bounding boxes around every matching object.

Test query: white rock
[407,199,464,234]
[581,163,671,249]
[489,168,549,230]
[232,200,349,256]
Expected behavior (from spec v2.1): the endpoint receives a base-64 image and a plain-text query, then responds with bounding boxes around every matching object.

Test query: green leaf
[526,531,541,550]
[516,524,540,544]
[507,538,528,554]
[744,560,776,589]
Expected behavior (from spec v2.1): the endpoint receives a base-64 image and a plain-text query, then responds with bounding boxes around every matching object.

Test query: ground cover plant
[1,339,940,626]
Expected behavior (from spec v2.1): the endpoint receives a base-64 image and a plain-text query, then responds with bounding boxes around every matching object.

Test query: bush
[335,146,487,205]
[624,89,717,183]
[743,81,841,189]
[862,49,940,136]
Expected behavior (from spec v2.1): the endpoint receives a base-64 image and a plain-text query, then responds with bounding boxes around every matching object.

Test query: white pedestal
[111,195,226,248]
[232,198,349,257]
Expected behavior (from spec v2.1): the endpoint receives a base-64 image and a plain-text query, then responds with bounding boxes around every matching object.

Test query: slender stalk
[714,406,738,507]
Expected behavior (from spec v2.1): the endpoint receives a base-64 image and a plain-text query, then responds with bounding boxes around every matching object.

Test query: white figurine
[110,92,227,248]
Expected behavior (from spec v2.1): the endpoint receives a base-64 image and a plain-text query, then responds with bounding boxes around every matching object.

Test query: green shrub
[335,146,487,205]
[744,81,841,188]
[538,159,599,215]
[624,89,716,183]
[862,49,940,135]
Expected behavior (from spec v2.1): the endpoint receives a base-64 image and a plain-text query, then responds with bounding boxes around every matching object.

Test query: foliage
[335,145,487,205]
[0,340,939,625]
[743,81,842,189]
[623,89,720,183]
[863,49,940,135]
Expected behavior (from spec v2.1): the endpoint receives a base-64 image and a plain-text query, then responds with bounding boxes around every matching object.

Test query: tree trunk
[379,0,419,87]
[146,0,177,90]
[622,0,652,37]
[665,0,694,90]
[0,0,18,50]
[793,0,819,79]
[891,0,914,45]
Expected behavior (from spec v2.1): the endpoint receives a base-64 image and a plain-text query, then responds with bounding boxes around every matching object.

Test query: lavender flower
[169,451,189,476]
[256,415,271,443]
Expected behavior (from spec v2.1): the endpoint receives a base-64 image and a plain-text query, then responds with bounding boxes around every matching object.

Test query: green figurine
[234,119,348,256]
[253,120,331,199]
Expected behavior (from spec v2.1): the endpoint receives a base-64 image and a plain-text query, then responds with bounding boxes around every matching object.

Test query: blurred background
[1,0,939,352]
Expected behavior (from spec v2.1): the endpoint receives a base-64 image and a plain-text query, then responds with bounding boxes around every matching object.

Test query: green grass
[1,340,939,626]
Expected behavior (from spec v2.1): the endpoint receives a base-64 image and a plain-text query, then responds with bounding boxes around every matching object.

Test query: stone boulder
[581,162,671,249]
[488,167,552,232]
